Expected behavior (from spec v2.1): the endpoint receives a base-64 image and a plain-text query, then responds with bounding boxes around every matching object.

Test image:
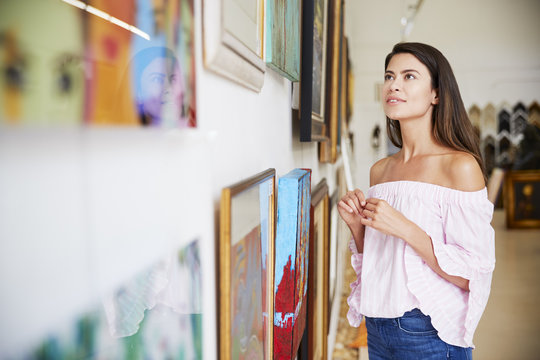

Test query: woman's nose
[389,78,401,91]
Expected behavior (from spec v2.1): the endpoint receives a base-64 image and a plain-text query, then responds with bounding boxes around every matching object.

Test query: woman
[338,42,495,359]
[132,46,187,127]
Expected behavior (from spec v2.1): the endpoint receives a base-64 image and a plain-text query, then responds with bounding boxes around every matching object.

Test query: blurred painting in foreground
[21,240,202,359]
[0,0,196,128]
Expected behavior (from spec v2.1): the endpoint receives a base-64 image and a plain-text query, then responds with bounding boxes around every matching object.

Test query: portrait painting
[86,0,196,127]
[505,170,540,228]
[0,0,196,128]
[0,0,84,125]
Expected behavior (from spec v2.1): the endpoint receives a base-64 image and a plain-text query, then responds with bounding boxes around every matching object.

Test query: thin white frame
[203,0,266,92]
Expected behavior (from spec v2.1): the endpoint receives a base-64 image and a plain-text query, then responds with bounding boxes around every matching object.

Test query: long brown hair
[384,42,487,183]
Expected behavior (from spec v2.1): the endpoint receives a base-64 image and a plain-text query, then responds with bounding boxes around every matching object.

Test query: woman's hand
[338,190,367,252]
[360,198,412,239]
[359,198,471,291]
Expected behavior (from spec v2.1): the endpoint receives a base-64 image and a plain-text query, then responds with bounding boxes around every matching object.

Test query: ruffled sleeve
[347,238,363,327]
[420,192,496,346]
[431,197,496,279]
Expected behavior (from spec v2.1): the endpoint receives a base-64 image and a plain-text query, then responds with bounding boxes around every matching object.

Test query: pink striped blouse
[347,181,496,348]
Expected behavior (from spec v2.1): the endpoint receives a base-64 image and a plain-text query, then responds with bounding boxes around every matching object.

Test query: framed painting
[86,0,196,127]
[0,0,196,127]
[326,188,340,354]
[274,168,311,359]
[299,0,329,142]
[220,169,275,359]
[16,240,202,359]
[319,0,343,162]
[265,0,300,81]
[504,170,540,228]
[0,0,85,125]
[203,0,266,92]
[346,45,354,124]
[306,179,330,360]
[341,128,356,191]
[328,166,349,354]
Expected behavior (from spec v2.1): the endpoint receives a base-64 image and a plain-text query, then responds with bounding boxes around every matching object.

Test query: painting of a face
[0,0,84,125]
[0,0,196,128]
[138,56,185,126]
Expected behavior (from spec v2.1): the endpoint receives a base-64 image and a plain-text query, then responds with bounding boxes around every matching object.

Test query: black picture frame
[299,0,328,142]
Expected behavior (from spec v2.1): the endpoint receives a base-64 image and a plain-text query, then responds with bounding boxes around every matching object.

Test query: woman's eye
[405,74,416,80]
[384,74,393,81]
[151,75,165,85]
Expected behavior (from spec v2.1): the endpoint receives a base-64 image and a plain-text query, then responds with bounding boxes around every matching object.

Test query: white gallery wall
[1,0,539,358]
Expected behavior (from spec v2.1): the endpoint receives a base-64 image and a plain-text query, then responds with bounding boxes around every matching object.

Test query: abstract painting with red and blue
[273,168,311,359]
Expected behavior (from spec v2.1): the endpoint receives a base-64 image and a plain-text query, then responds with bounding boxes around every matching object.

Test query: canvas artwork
[504,170,540,228]
[0,0,84,125]
[86,0,196,127]
[0,0,196,128]
[274,168,311,359]
[306,179,329,360]
[327,190,339,314]
[220,169,275,359]
[319,0,343,162]
[204,0,265,92]
[266,0,300,81]
[16,240,202,359]
[298,0,328,142]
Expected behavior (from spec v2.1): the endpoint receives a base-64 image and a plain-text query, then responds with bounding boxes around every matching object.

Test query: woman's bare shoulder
[442,151,485,191]
[370,154,398,186]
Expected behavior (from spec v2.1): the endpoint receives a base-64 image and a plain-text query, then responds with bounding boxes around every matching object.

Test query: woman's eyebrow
[384,69,421,74]
[401,69,420,74]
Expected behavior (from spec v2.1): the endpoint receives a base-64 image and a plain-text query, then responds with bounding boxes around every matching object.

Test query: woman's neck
[398,117,440,161]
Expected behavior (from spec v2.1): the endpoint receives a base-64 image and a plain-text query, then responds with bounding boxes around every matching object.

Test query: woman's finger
[360,217,373,227]
[364,203,377,211]
[363,209,374,219]
[354,189,366,206]
[338,200,355,214]
[346,198,360,214]
[348,194,363,213]
[365,197,379,205]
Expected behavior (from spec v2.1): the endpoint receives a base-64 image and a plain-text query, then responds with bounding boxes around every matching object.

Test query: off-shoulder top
[346,180,496,348]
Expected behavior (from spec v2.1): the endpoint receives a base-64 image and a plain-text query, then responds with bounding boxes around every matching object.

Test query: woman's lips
[386,96,405,104]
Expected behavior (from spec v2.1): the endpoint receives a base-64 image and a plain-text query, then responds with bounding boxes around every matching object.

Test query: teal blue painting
[266,0,301,81]
[274,168,311,359]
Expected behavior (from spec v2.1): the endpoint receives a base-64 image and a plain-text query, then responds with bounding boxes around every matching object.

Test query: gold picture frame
[220,169,276,358]
[319,0,344,163]
[504,170,540,228]
[307,178,330,359]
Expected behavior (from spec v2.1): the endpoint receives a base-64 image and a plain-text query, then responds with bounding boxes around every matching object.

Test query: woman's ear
[432,88,439,105]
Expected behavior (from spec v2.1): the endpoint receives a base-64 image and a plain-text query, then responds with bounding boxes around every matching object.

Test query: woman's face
[139,57,184,125]
[382,53,438,122]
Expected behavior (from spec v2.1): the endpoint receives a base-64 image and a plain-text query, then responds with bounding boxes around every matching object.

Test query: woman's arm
[403,220,470,291]
[360,198,470,291]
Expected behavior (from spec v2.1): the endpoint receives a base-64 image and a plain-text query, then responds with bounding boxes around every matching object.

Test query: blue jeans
[365,308,473,360]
